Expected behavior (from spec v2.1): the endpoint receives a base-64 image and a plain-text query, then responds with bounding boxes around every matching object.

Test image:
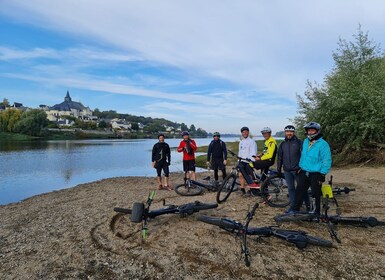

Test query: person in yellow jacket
[252,127,277,184]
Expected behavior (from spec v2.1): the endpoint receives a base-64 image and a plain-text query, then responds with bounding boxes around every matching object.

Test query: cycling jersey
[238,137,257,161]
[177,139,197,161]
[260,136,277,162]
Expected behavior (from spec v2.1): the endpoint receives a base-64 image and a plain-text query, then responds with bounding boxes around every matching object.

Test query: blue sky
[1,1,385,134]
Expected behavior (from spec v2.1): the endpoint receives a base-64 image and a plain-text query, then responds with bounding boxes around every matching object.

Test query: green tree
[0,98,10,107]
[14,109,49,136]
[180,122,188,132]
[0,109,22,132]
[98,120,107,128]
[295,27,385,153]
[131,122,139,131]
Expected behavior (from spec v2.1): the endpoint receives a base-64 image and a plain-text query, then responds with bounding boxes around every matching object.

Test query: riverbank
[1,167,385,279]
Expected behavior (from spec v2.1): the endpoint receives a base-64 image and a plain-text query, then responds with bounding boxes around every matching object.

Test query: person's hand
[223,160,227,166]
[206,161,210,167]
[318,173,326,183]
[152,162,156,168]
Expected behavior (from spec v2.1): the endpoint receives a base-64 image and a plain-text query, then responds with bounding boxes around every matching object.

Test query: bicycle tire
[305,234,333,248]
[175,182,203,196]
[260,174,290,208]
[131,202,144,223]
[113,207,132,214]
[197,215,241,231]
[216,173,237,203]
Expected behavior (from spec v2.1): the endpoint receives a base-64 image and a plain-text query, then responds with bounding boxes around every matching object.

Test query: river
[0,137,247,205]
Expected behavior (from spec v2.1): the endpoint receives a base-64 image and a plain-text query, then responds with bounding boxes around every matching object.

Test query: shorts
[155,161,170,177]
[183,159,196,172]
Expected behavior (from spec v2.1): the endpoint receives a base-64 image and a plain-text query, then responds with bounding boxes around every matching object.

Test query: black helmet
[284,125,296,132]
[240,126,249,132]
[213,132,220,137]
[181,131,189,136]
[304,122,321,140]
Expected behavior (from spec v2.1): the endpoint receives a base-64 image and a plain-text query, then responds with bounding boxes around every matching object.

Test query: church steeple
[64,91,72,102]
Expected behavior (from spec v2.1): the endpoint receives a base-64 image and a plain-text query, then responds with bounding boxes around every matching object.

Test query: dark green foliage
[295,27,385,152]
[14,109,49,136]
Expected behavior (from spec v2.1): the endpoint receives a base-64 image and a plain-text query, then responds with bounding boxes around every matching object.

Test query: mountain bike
[216,149,290,208]
[175,169,231,196]
[198,203,332,267]
[274,177,385,243]
[114,191,218,239]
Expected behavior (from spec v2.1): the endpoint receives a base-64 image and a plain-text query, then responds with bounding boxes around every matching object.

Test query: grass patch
[0,132,38,141]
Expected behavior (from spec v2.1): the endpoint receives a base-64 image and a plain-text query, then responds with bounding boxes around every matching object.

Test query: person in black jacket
[206,132,227,181]
[277,125,310,211]
[152,134,172,190]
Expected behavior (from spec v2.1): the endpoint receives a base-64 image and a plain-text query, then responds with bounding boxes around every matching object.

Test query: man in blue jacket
[291,122,332,216]
[207,132,227,181]
[277,125,310,211]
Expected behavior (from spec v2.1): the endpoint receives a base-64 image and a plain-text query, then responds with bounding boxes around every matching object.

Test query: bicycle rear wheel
[216,173,237,203]
[175,182,203,196]
[260,174,290,208]
[197,215,240,231]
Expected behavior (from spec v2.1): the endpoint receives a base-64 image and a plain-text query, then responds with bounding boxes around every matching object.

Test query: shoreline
[1,167,385,279]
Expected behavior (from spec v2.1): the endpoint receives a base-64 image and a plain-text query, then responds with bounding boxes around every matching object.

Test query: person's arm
[152,144,157,162]
[277,142,283,172]
[320,141,332,175]
[166,144,171,164]
[223,142,228,160]
[261,139,276,161]
[207,142,213,162]
[177,141,184,153]
[250,140,257,161]
[190,139,197,151]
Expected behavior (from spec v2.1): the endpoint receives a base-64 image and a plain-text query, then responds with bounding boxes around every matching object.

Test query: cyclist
[152,134,172,190]
[177,131,198,181]
[237,126,258,196]
[206,132,227,182]
[277,125,310,211]
[290,122,332,216]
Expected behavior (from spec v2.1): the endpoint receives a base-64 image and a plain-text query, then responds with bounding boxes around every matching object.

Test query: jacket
[260,136,277,162]
[152,142,171,163]
[277,135,302,172]
[238,137,257,161]
[207,139,227,161]
[299,135,332,175]
[177,139,197,161]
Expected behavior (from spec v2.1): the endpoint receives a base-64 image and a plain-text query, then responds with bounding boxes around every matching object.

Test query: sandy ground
[1,166,385,280]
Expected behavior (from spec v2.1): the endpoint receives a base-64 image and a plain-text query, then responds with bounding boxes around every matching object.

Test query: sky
[1,1,385,134]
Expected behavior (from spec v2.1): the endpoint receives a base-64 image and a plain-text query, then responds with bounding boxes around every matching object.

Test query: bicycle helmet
[213,132,220,137]
[240,126,249,132]
[181,131,189,136]
[284,125,296,132]
[260,127,272,134]
[304,122,321,140]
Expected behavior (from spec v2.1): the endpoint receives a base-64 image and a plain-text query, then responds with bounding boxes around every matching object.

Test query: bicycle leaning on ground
[114,191,218,239]
[216,149,290,208]
[174,169,231,196]
[198,203,333,267]
[275,177,385,243]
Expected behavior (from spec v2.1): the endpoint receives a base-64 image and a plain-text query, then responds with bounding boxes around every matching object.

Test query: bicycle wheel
[113,207,132,214]
[197,215,240,231]
[131,202,144,223]
[216,173,237,203]
[175,182,203,196]
[305,234,333,248]
[260,174,290,208]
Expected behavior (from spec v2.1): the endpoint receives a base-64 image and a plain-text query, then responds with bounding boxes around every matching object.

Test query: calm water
[0,137,243,205]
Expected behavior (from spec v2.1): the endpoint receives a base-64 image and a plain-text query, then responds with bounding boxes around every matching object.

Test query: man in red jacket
[177,131,198,180]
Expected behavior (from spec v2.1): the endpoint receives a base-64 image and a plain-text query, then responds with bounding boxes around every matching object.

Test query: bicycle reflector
[321,184,334,198]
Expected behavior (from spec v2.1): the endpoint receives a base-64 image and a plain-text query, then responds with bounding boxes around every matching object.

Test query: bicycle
[274,177,385,243]
[174,169,231,196]
[216,149,290,208]
[114,191,218,239]
[198,203,333,267]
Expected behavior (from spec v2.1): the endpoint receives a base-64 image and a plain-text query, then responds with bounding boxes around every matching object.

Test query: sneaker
[165,185,173,191]
[158,185,163,190]
[250,188,260,197]
[248,183,260,189]
[243,191,252,197]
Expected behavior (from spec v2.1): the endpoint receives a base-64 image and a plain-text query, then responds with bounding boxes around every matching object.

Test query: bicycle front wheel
[261,174,290,208]
[216,173,237,203]
[175,182,203,196]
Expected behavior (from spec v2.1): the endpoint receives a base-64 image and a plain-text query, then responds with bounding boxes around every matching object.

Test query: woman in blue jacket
[291,122,332,216]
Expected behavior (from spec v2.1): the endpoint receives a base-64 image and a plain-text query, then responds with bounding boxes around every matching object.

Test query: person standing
[238,126,258,195]
[152,134,172,190]
[277,125,310,211]
[206,132,227,182]
[291,122,332,216]
[177,131,198,181]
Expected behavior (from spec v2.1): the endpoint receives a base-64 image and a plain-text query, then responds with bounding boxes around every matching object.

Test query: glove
[318,173,326,183]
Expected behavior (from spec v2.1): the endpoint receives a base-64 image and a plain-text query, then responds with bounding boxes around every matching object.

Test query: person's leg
[212,158,219,181]
[309,173,322,215]
[156,166,163,189]
[284,171,296,208]
[292,171,310,212]
[238,162,254,184]
[163,164,172,190]
[221,167,227,180]
[190,160,196,181]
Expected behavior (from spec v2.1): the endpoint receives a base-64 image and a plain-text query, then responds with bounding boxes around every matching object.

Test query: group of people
[151,121,332,216]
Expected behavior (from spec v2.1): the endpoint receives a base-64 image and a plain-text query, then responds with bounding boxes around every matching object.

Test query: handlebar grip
[251,203,259,215]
